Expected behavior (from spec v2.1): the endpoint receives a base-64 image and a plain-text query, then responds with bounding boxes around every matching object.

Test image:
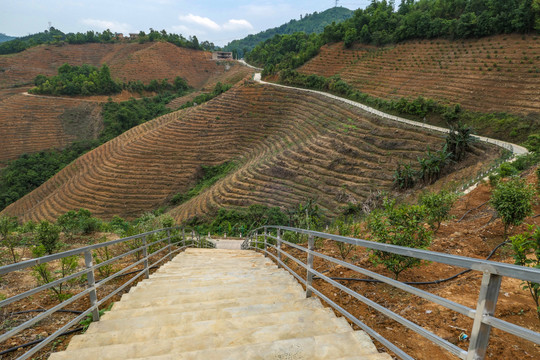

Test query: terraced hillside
[0,42,244,164]
[0,94,102,163]
[0,42,220,89]
[1,81,497,223]
[299,34,540,117]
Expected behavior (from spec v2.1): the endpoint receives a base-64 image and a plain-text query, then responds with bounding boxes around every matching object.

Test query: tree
[367,199,432,279]
[445,121,475,162]
[36,220,61,254]
[0,216,19,263]
[419,190,457,232]
[490,178,535,239]
[510,225,540,322]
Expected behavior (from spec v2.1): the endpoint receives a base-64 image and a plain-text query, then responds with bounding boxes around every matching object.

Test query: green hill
[224,7,353,58]
[0,33,16,43]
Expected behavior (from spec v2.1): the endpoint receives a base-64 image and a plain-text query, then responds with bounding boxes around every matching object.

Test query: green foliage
[57,209,101,240]
[178,82,232,110]
[249,0,539,71]
[333,220,358,260]
[0,216,20,263]
[225,7,353,57]
[367,199,432,280]
[92,237,115,278]
[445,122,475,162]
[29,64,121,96]
[0,140,97,211]
[490,178,536,239]
[510,225,540,321]
[419,190,457,232]
[184,204,293,237]
[32,245,79,302]
[35,220,61,255]
[79,305,112,331]
[418,146,452,184]
[499,162,519,177]
[171,161,236,206]
[0,27,209,55]
[393,162,416,189]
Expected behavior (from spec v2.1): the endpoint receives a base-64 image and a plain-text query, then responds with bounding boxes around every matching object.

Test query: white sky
[0,1,370,46]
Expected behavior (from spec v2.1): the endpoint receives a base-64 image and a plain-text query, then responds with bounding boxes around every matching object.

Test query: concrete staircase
[49,249,392,360]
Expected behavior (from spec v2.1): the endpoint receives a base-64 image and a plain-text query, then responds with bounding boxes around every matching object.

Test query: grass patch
[170,161,237,205]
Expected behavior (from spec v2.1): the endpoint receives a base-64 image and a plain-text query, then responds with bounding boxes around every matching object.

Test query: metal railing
[0,226,213,360]
[242,226,540,360]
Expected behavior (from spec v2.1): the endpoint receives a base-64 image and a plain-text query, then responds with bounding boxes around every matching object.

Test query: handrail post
[306,234,315,298]
[84,250,100,321]
[277,229,282,268]
[142,236,149,279]
[182,228,186,247]
[254,231,258,250]
[167,229,172,260]
[466,272,502,360]
[263,227,268,257]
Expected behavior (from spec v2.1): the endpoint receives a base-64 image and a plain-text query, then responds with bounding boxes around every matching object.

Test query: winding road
[250,72,528,157]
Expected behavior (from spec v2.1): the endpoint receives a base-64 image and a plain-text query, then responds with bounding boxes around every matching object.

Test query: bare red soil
[278,169,540,360]
[1,80,498,223]
[0,42,241,164]
[299,34,540,117]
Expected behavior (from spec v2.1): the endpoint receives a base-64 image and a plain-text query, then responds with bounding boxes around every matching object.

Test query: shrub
[0,216,20,263]
[490,178,535,239]
[510,226,540,322]
[367,199,432,279]
[498,162,518,177]
[445,121,474,161]
[36,220,61,254]
[393,162,416,189]
[32,245,79,302]
[419,190,457,232]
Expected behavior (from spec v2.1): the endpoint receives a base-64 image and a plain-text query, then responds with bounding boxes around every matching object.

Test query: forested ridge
[247,0,540,72]
[0,27,215,55]
[224,7,353,58]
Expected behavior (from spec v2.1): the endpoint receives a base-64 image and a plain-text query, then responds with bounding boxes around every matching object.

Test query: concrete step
[85,307,337,334]
[120,281,303,302]
[102,297,323,321]
[49,249,391,360]
[111,291,301,311]
[127,331,391,360]
[54,316,353,359]
[66,313,350,350]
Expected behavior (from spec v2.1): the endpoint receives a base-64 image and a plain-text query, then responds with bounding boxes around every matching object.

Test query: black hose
[314,240,510,285]
[9,309,83,316]
[0,327,84,356]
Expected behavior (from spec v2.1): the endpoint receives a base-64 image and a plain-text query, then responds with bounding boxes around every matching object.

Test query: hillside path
[251,73,528,157]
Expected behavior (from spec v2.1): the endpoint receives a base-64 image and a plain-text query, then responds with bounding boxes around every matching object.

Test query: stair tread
[48,249,390,360]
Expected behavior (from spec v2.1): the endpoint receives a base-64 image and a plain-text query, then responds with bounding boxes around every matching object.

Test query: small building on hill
[212,51,233,60]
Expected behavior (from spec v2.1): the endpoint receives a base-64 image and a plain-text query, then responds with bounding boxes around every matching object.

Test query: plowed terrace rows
[0,93,101,163]
[0,42,232,163]
[2,81,494,222]
[0,42,220,89]
[299,34,540,116]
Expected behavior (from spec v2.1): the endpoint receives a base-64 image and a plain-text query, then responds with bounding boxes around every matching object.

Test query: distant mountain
[224,7,353,58]
[0,33,16,43]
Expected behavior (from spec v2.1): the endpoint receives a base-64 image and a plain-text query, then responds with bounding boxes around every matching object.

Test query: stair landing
[49,249,392,359]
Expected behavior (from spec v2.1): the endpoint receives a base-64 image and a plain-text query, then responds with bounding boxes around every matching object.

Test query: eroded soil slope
[299,34,540,117]
[1,80,497,222]
[0,42,238,164]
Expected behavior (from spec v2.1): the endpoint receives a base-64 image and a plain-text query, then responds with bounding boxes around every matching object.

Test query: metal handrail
[0,226,213,360]
[243,226,540,360]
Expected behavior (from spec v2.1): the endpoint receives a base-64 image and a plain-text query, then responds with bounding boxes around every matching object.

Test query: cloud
[223,19,253,31]
[81,19,130,34]
[178,14,220,31]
